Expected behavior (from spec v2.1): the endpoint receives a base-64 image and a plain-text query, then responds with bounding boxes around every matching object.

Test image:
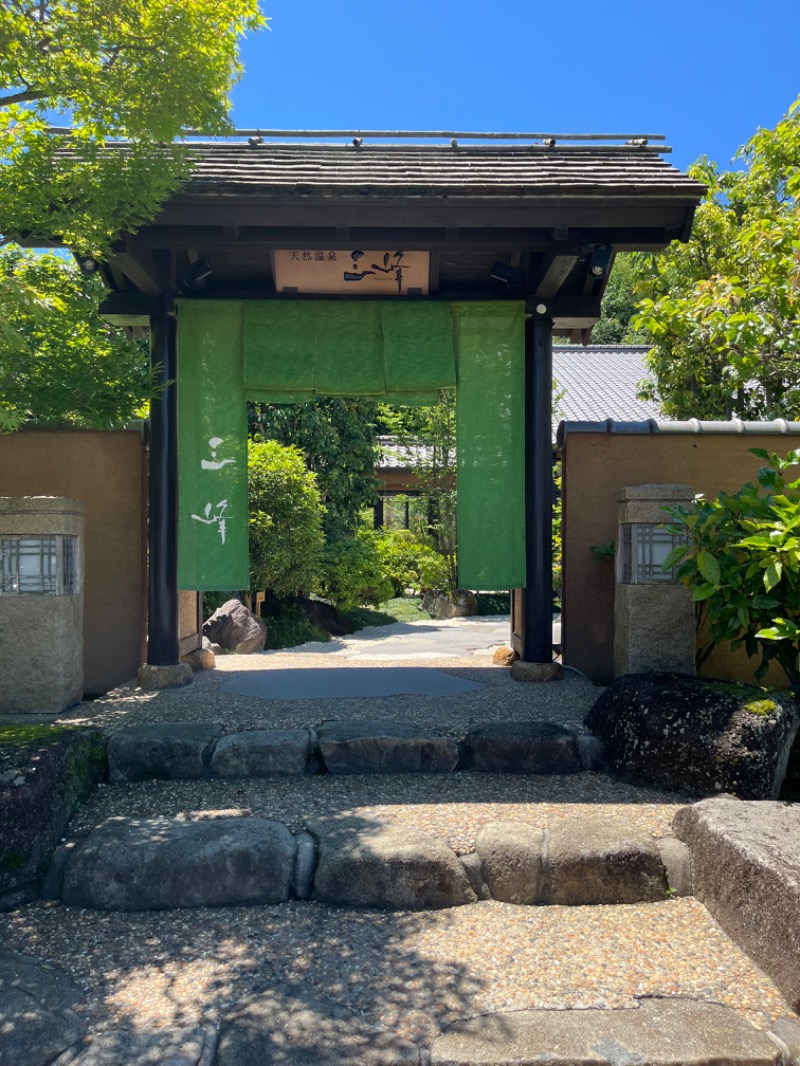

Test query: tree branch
[0,88,47,107]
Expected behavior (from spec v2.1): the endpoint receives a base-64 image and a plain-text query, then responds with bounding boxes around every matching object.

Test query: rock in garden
[585,673,800,799]
[316,720,459,774]
[674,797,800,1011]
[64,1026,210,1065]
[211,728,313,777]
[180,647,216,672]
[473,822,544,904]
[309,820,476,909]
[108,721,223,782]
[541,816,668,905]
[492,645,518,666]
[0,953,85,1066]
[460,721,581,773]
[61,815,296,910]
[203,598,266,654]
[428,590,478,619]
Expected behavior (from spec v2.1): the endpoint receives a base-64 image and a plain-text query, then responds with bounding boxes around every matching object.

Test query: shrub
[371,528,451,595]
[664,448,800,687]
[248,438,325,598]
[318,533,393,611]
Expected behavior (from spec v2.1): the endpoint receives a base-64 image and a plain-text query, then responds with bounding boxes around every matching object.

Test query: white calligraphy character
[201,436,236,471]
[191,499,229,545]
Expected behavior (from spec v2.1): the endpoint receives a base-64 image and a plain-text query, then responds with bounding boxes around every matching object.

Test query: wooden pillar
[147,313,180,665]
[523,314,554,662]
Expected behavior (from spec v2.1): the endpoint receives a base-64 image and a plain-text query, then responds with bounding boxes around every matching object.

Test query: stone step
[106,719,605,782]
[52,810,691,912]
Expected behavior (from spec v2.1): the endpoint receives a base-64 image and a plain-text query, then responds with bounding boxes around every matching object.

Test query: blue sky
[230,0,800,172]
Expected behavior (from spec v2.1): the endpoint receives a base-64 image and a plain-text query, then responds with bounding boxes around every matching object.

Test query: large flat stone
[473,823,544,904]
[430,999,782,1065]
[217,980,419,1065]
[673,797,800,1012]
[541,817,668,905]
[310,820,476,910]
[64,1026,210,1065]
[108,722,223,782]
[211,729,313,777]
[0,953,85,1066]
[315,720,459,774]
[460,721,581,774]
[61,816,296,910]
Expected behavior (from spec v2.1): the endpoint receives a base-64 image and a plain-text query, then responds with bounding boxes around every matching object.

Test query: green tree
[0,0,264,254]
[635,98,800,420]
[0,248,152,428]
[589,253,649,345]
[248,399,380,539]
[248,438,325,599]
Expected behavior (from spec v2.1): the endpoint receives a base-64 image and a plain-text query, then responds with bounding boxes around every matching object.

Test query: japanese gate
[94,131,704,674]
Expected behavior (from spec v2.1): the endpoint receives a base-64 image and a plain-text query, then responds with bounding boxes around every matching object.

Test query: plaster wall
[562,432,790,686]
[0,430,146,695]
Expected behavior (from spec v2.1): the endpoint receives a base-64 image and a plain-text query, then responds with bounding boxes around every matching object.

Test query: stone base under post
[137,663,194,691]
[511,661,564,683]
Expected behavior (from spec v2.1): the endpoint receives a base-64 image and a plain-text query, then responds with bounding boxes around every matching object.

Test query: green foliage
[0,248,152,427]
[318,532,393,612]
[370,527,452,596]
[664,449,800,686]
[264,611,330,651]
[589,254,650,345]
[248,438,325,599]
[0,0,265,253]
[635,97,800,420]
[249,399,380,539]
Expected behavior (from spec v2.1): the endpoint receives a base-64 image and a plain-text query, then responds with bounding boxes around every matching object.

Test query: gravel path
[32,623,795,1048]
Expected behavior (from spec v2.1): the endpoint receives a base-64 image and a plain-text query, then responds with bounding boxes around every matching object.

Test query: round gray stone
[473,822,545,904]
[211,729,312,777]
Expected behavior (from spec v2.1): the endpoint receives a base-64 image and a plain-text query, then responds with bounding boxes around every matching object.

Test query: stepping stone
[316,720,459,774]
[61,816,296,910]
[211,728,314,777]
[0,953,85,1066]
[674,798,800,1012]
[309,820,476,910]
[460,721,582,774]
[473,822,544,904]
[430,999,783,1065]
[64,1026,210,1065]
[541,816,668,906]
[217,979,419,1065]
[108,721,223,782]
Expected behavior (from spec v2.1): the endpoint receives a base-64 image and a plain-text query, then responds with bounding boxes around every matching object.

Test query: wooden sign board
[274,250,430,296]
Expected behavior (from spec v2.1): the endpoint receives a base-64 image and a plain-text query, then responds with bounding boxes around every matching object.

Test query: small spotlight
[588,245,613,278]
[247,135,263,147]
[352,137,363,147]
[180,258,213,289]
[78,256,98,274]
[490,261,525,287]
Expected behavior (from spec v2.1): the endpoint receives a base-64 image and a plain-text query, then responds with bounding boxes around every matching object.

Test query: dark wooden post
[523,314,554,662]
[147,313,180,665]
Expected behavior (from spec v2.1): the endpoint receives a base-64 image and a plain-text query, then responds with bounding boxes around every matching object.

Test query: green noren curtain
[178,299,525,591]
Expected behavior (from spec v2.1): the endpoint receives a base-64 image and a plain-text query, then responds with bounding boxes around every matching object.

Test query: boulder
[180,647,216,673]
[473,822,544,904]
[310,820,476,910]
[211,729,313,777]
[460,721,581,774]
[674,798,800,1012]
[428,590,478,620]
[297,595,356,637]
[136,662,194,690]
[0,953,85,1066]
[316,720,459,774]
[203,599,266,654]
[492,645,518,666]
[585,673,800,799]
[541,816,668,906]
[62,815,296,910]
[108,721,223,782]
[430,999,782,1065]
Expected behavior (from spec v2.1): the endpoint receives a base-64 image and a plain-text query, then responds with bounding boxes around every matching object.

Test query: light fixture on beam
[588,245,613,278]
[490,261,525,288]
[180,258,213,291]
[76,255,99,275]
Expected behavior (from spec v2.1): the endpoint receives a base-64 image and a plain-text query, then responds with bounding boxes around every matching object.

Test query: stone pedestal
[0,497,84,713]
[614,485,695,678]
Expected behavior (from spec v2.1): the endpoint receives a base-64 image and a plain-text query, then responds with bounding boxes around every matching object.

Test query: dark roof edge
[557,418,800,449]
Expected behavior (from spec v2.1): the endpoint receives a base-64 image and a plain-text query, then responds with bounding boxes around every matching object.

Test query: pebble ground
[21,634,794,1049]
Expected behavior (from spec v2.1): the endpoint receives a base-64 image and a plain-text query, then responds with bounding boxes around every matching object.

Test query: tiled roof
[180,142,704,199]
[553,345,661,437]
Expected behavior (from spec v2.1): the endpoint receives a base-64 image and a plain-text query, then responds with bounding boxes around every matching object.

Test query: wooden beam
[98,292,165,326]
[529,251,580,300]
[111,243,172,295]
[527,296,602,328]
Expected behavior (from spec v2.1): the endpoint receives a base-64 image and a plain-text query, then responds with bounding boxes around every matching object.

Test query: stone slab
[211,729,312,777]
[61,815,296,910]
[219,666,483,700]
[59,1026,210,1065]
[542,817,668,906]
[316,720,459,774]
[460,721,581,774]
[0,953,85,1066]
[510,661,563,683]
[473,823,544,904]
[673,798,800,1012]
[310,820,476,910]
[136,662,194,691]
[430,999,782,1065]
[108,722,223,782]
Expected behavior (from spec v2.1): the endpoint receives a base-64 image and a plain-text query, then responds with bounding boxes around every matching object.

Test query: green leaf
[697,551,721,585]
[764,559,783,591]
